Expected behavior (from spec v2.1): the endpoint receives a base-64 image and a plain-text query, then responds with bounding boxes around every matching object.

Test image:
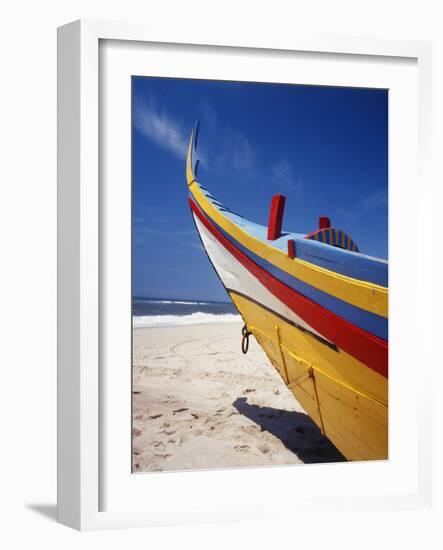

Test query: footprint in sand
[173,407,189,414]
[243,425,260,435]
[234,444,250,453]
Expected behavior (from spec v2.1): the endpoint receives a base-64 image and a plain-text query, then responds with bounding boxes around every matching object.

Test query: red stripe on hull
[189,198,388,379]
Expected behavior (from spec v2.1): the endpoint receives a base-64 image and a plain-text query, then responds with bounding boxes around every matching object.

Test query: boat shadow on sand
[233,397,346,464]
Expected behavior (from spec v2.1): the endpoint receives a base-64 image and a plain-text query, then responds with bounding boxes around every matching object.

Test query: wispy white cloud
[336,208,359,223]
[362,189,388,211]
[187,241,205,252]
[271,161,303,196]
[206,129,257,176]
[200,100,218,134]
[134,226,195,239]
[133,95,188,159]
[133,216,196,246]
[333,190,386,229]
[271,162,292,188]
[233,134,256,173]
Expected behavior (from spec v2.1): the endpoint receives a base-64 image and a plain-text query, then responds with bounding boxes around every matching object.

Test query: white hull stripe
[194,214,329,342]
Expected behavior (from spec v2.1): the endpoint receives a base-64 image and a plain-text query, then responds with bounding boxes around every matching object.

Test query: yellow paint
[186,136,388,318]
[230,291,388,461]
[186,130,196,185]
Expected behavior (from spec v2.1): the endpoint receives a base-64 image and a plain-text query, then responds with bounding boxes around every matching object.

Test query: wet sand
[132,322,345,472]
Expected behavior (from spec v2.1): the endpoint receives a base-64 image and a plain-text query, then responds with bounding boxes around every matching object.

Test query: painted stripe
[230,289,387,405]
[227,288,338,350]
[191,178,385,282]
[193,200,387,340]
[186,134,388,316]
[193,214,328,343]
[190,198,388,378]
[304,227,359,252]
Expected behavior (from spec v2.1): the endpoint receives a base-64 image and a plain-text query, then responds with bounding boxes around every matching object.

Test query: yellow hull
[230,291,388,461]
[186,125,388,462]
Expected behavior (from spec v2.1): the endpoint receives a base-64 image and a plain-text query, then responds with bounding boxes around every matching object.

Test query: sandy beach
[132,321,344,472]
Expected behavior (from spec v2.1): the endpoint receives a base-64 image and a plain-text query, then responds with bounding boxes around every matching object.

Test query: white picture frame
[57,19,433,531]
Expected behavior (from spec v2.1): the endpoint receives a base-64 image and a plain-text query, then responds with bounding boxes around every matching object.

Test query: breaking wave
[133,312,241,328]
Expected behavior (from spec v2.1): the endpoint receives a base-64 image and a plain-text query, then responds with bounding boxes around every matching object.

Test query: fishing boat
[186,123,388,461]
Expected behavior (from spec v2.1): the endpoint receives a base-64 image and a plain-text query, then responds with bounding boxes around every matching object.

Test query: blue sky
[132,77,388,302]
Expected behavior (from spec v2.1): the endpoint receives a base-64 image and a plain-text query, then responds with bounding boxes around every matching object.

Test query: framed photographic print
[57,19,433,530]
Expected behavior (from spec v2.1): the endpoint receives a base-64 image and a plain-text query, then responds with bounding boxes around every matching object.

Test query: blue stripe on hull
[194,201,388,341]
[198,187,388,286]
[293,238,387,287]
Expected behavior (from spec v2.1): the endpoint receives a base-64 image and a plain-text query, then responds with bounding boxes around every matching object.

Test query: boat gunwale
[186,132,388,319]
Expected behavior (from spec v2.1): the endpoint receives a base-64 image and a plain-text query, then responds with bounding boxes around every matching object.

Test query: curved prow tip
[192,120,200,175]
[193,119,200,151]
[186,120,201,185]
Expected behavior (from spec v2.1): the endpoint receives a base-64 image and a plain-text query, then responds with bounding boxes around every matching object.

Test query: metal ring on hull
[241,324,251,354]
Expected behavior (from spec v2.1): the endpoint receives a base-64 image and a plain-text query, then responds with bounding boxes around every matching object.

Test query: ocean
[132,297,241,327]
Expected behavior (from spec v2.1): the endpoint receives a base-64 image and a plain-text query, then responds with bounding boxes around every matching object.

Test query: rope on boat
[241,324,252,354]
[274,324,290,384]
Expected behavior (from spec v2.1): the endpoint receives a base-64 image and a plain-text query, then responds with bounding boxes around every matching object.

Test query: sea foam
[137,299,213,305]
[133,312,241,328]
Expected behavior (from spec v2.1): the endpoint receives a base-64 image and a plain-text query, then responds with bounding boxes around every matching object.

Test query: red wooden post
[319,216,331,230]
[287,239,296,259]
[267,194,286,240]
